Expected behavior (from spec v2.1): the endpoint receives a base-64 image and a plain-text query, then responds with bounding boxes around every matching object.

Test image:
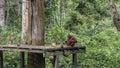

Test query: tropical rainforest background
[0,0,120,68]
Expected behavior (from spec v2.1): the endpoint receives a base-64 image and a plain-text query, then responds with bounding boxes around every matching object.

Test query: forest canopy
[0,0,120,68]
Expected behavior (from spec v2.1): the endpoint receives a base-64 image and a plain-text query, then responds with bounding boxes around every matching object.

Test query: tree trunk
[0,0,5,28]
[108,0,120,31]
[22,0,32,44]
[22,0,45,68]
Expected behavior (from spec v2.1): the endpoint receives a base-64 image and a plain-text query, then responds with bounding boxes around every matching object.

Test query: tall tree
[108,0,120,31]
[0,0,5,28]
[22,0,45,68]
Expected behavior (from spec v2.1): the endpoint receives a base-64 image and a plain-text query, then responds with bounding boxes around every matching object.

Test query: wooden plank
[20,52,25,68]
[72,54,77,68]
[0,51,3,68]
[44,46,86,51]
[0,45,86,57]
[0,44,45,50]
[0,44,85,50]
[53,55,59,68]
[44,49,85,57]
[0,48,44,53]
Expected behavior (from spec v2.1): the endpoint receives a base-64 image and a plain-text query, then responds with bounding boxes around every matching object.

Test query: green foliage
[0,1,21,68]
[45,0,120,68]
[5,0,22,31]
[77,30,120,67]
[0,27,21,68]
[2,0,120,68]
[45,25,68,44]
[0,27,21,44]
[4,52,20,68]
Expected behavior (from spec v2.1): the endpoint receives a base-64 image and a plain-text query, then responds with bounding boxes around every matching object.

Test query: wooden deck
[0,44,85,57]
[0,44,86,68]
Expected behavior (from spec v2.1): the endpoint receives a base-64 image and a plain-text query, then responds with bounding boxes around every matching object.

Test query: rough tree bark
[22,0,32,43]
[108,0,120,31]
[0,0,5,28]
[22,0,45,68]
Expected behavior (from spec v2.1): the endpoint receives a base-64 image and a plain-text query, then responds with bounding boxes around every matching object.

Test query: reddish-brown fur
[65,34,77,47]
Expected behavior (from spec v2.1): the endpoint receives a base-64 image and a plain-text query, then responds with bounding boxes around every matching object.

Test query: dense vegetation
[1,0,120,68]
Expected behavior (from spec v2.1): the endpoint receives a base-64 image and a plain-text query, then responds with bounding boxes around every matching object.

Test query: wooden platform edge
[43,46,86,57]
[0,44,86,57]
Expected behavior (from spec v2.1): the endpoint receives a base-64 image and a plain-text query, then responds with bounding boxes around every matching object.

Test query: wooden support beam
[53,55,59,68]
[72,54,77,68]
[20,52,25,68]
[0,51,3,68]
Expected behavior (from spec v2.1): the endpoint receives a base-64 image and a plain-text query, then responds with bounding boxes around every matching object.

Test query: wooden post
[53,55,59,68]
[0,51,3,68]
[72,54,77,68]
[20,52,25,68]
